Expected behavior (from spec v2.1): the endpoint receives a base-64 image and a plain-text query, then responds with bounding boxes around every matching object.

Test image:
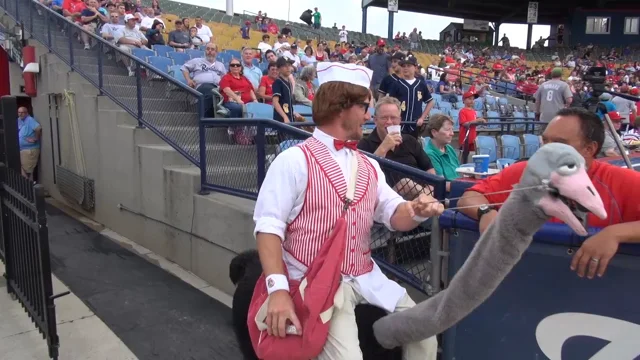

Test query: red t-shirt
[458,107,478,151]
[306,81,315,101]
[219,74,255,103]
[63,0,86,22]
[468,160,640,227]
[259,75,274,104]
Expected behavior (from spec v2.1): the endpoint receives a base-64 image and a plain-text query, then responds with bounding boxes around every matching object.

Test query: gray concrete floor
[0,262,138,360]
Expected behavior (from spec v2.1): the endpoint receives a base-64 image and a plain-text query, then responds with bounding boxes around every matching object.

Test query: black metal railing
[0,164,69,360]
[10,0,205,167]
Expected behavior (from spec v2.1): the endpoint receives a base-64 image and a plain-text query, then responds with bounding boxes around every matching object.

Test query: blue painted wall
[568,10,640,47]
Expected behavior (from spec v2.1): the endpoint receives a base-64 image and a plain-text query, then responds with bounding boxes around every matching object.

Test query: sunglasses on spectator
[229,63,242,68]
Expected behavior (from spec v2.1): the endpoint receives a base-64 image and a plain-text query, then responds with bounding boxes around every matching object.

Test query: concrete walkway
[0,262,138,360]
[0,199,242,360]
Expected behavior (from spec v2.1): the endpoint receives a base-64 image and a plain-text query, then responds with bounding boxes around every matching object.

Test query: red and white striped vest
[284,137,378,276]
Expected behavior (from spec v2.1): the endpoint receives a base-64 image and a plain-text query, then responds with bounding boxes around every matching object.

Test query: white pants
[316,281,438,360]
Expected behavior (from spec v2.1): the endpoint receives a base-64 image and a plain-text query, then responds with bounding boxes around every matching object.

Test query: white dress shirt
[253,128,408,312]
[140,16,164,30]
[196,24,213,43]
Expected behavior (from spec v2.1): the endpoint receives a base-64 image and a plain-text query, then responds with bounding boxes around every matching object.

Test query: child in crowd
[458,91,487,163]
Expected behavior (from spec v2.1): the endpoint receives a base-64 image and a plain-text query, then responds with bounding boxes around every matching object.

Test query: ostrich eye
[557,163,578,175]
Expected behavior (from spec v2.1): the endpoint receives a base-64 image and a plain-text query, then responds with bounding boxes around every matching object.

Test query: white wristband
[265,274,289,295]
[412,215,430,223]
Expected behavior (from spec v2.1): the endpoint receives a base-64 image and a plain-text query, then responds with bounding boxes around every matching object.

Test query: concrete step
[138,144,194,168]
[75,62,127,76]
[116,97,198,114]
[205,165,259,194]
[102,84,185,101]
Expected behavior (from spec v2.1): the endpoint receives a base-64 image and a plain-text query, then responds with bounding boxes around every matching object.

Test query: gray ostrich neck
[372,184,549,348]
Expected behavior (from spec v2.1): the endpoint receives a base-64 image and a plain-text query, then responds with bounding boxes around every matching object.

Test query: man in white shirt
[272,34,288,55]
[194,16,212,44]
[100,12,124,44]
[251,62,441,360]
[139,7,163,32]
[339,25,348,43]
[257,33,272,55]
[115,14,148,76]
[282,43,300,69]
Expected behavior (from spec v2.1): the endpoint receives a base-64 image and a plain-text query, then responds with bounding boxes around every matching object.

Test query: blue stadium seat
[449,109,460,131]
[455,101,464,109]
[485,96,496,106]
[217,52,232,64]
[439,102,452,112]
[168,65,187,85]
[496,158,516,170]
[225,49,241,59]
[522,134,541,158]
[473,98,484,111]
[475,135,498,163]
[475,110,483,118]
[245,102,273,119]
[486,110,501,130]
[293,104,312,116]
[152,44,173,57]
[147,56,173,73]
[512,111,525,131]
[499,134,521,160]
[131,48,155,61]
[186,49,204,59]
[279,140,304,153]
[168,52,191,66]
[431,93,442,103]
[421,137,431,154]
[506,82,517,96]
[430,108,443,116]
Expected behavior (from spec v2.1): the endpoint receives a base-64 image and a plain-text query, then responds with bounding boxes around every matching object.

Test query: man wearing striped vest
[253,62,443,360]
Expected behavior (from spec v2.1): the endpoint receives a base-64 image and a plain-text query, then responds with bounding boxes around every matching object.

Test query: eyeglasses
[229,63,242,68]
[375,116,400,121]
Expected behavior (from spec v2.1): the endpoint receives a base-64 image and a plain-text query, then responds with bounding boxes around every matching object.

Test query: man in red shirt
[458,91,486,162]
[62,0,86,23]
[457,107,640,279]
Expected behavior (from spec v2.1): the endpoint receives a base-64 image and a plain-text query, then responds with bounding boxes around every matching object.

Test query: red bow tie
[334,139,358,151]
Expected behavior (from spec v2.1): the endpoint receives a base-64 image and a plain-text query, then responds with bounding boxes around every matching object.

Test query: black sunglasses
[229,63,242,67]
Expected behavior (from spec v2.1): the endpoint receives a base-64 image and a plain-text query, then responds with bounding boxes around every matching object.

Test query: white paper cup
[386,125,401,134]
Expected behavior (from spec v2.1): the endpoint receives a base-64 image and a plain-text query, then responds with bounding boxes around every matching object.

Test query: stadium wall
[569,10,640,47]
[6,36,257,298]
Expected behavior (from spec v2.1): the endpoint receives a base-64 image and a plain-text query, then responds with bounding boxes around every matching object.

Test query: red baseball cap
[376,39,386,47]
[463,91,479,100]
[608,111,623,122]
[630,87,639,96]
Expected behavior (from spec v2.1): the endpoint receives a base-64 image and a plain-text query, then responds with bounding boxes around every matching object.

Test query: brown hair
[312,82,370,126]
[427,114,454,138]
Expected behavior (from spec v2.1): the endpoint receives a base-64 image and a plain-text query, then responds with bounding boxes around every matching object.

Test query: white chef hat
[316,62,373,90]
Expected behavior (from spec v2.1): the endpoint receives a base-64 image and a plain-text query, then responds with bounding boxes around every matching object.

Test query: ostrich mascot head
[373,142,608,348]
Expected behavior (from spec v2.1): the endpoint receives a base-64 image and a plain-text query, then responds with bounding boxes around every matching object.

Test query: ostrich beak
[538,167,607,236]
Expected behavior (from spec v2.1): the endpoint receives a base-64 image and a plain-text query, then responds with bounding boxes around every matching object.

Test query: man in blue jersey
[378,52,404,97]
[387,57,434,137]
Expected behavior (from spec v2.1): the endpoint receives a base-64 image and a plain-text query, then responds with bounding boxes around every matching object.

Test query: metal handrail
[30,0,202,98]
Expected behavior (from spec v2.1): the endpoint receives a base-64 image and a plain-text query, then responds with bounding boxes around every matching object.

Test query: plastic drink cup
[386,125,401,134]
[472,154,490,174]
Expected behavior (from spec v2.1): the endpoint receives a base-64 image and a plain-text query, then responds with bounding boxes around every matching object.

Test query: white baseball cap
[124,14,136,22]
